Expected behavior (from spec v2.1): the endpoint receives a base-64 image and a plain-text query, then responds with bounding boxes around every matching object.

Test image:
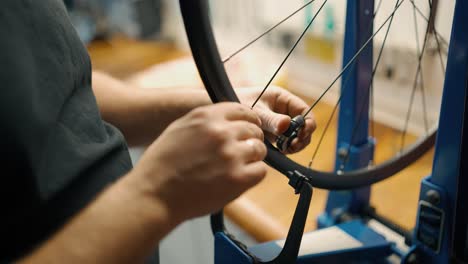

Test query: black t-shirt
[0,0,133,261]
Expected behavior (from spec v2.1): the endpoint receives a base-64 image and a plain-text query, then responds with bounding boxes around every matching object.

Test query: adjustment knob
[276,115,305,152]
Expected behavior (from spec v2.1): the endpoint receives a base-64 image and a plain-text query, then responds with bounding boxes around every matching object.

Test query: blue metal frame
[318,0,375,228]
[411,0,468,262]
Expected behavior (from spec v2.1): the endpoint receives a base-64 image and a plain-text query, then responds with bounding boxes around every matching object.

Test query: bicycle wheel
[179,1,453,263]
[179,0,449,190]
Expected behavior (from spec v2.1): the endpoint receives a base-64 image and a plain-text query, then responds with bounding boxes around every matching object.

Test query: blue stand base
[215,220,394,264]
[214,232,254,264]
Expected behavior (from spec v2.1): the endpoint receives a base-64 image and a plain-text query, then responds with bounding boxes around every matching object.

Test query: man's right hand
[18,103,267,264]
[130,102,268,224]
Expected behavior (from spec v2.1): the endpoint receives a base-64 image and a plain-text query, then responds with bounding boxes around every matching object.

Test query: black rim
[179,0,436,190]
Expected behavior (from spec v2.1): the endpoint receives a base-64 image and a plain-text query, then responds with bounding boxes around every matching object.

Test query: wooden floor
[89,37,435,244]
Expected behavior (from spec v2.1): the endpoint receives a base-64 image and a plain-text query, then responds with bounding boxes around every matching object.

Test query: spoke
[340,0,401,168]
[308,96,340,168]
[303,0,405,117]
[410,0,449,52]
[400,5,422,150]
[432,30,446,74]
[400,3,432,151]
[420,76,430,133]
[309,64,356,168]
[412,1,422,55]
[374,0,383,17]
[222,0,317,63]
[251,0,328,109]
[370,0,384,139]
[428,0,446,75]
[411,1,430,134]
[400,84,417,150]
[370,80,375,139]
[427,0,439,35]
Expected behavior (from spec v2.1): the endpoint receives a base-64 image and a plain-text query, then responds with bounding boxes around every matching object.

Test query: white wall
[208,0,454,51]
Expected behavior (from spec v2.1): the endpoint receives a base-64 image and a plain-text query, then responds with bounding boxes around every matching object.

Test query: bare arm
[92,71,211,146]
[19,174,175,264]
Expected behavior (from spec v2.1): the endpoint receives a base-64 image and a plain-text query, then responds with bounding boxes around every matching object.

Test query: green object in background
[324,5,336,39]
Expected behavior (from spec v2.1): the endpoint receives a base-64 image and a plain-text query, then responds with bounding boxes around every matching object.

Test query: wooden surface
[88,37,434,244]
[88,36,186,79]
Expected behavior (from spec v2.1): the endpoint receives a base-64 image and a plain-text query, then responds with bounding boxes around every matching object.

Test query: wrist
[123,169,183,230]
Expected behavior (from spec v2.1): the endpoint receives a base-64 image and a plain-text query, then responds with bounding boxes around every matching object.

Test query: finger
[288,134,312,154]
[273,89,310,118]
[236,161,267,188]
[228,121,264,141]
[284,137,301,154]
[235,138,267,163]
[255,107,291,135]
[264,131,277,144]
[221,103,262,126]
[298,118,317,140]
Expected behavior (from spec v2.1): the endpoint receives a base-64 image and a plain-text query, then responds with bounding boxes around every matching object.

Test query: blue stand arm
[318,0,375,228]
[412,0,468,262]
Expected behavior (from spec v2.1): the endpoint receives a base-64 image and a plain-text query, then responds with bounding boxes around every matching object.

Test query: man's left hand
[238,86,317,154]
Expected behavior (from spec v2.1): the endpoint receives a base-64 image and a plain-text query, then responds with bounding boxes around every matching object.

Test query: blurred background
[72,0,453,134]
[68,1,454,263]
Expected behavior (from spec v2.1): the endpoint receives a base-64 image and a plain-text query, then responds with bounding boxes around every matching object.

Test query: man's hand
[19,103,266,264]
[131,103,267,223]
[238,86,317,154]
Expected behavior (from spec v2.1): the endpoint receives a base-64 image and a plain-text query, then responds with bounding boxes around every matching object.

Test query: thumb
[256,108,291,135]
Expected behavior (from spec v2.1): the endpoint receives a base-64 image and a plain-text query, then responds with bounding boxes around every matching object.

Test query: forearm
[19,173,177,264]
[92,71,211,146]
